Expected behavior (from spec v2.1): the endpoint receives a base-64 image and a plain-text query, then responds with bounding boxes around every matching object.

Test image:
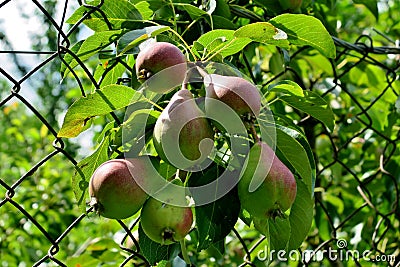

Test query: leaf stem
[203,38,236,62]
[168,28,198,61]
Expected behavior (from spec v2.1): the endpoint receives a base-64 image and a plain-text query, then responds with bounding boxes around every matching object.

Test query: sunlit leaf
[194,29,251,59]
[117,26,170,55]
[62,30,124,78]
[58,85,152,138]
[234,22,290,49]
[270,14,336,58]
[66,0,143,31]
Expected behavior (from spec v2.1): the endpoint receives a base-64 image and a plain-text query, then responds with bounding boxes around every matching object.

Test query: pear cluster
[88,41,297,246]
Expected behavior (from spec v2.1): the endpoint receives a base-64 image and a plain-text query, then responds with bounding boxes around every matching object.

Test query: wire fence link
[1,1,399,266]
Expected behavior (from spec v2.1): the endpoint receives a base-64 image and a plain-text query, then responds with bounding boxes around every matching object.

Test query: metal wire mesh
[0,1,399,266]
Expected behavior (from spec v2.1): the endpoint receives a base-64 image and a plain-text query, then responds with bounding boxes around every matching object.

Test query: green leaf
[58,85,150,138]
[234,22,290,49]
[395,95,400,114]
[253,215,291,252]
[207,15,236,30]
[214,0,231,18]
[324,193,344,214]
[209,239,225,257]
[239,208,252,226]
[175,3,208,19]
[138,223,180,265]
[229,4,264,21]
[96,120,116,144]
[122,109,160,142]
[268,80,304,97]
[72,134,110,212]
[66,0,143,31]
[194,29,251,59]
[288,180,314,250]
[62,30,124,78]
[60,40,83,77]
[280,90,335,131]
[188,164,240,251]
[270,14,336,58]
[273,125,315,193]
[117,26,170,55]
[353,0,378,19]
[155,260,170,267]
[252,180,313,252]
[134,1,154,20]
[93,61,126,88]
[65,254,103,267]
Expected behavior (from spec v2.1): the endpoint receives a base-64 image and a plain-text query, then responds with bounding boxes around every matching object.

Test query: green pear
[238,141,297,219]
[140,180,193,245]
[153,89,214,170]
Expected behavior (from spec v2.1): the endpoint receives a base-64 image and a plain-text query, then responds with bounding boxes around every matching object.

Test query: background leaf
[353,0,379,19]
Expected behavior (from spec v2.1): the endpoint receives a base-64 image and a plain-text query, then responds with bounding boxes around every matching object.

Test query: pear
[238,141,297,219]
[204,74,261,118]
[140,178,193,245]
[89,158,149,219]
[140,196,193,245]
[136,42,187,93]
[153,89,214,170]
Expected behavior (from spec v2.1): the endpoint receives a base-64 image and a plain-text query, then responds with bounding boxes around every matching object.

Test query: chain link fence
[1,1,399,266]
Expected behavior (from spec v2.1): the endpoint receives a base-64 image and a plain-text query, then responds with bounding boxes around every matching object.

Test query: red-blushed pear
[135,42,187,93]
[89,158,149,220]
[238,141,297,219]
[153,89,214,170]
[204,74,261,118]
[140,180,193,245]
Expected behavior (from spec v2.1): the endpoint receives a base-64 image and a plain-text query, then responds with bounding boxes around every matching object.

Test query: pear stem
[174,169,181,182]
[180,239,191,265]
[249,123,260,142]
[195,65,209,79]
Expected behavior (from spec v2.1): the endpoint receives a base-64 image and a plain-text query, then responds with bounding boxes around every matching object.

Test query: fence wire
[0,1,399,266]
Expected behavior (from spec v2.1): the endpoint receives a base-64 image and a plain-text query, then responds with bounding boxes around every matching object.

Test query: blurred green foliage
[0,0,399,266]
